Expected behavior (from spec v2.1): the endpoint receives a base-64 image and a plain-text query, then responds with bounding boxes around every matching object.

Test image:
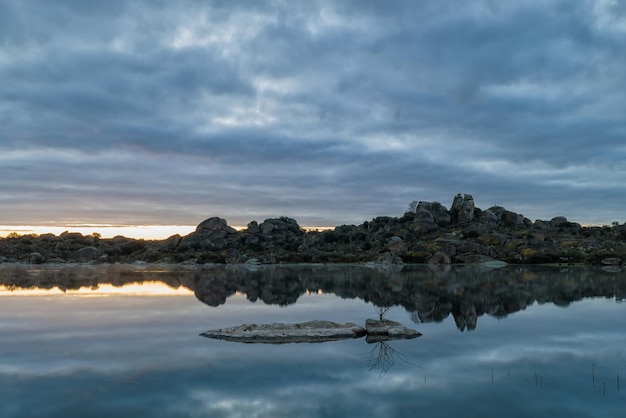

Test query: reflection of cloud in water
[1,266,626,417]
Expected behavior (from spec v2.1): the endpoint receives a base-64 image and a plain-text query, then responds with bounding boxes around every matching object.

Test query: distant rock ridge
[1,194,626,265]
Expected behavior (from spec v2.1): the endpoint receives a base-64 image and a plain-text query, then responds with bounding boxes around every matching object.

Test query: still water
[0,264,624,417]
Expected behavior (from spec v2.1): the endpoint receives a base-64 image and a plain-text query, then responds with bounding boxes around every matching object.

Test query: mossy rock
[519,248,560,263]
[402,251,431,263]
[505,240,524,251]
[479,234,508,246]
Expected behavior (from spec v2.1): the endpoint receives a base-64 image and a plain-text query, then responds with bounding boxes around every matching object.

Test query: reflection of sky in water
[1,286,625,417]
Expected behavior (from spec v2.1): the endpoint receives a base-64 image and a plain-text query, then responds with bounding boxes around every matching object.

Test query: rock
[461,225,484,238]
[458,194,475,224]
[200,320,366,344]
[478,233,510,246]
[416,201,451,226]
[246,221,260,234]
[387,236,407,256]
[261,222,275,234]
[375,252,405,265]
[223,248,244,264]
[479,209,498,223]
[161,234,182,250]
[431,202,451,225]
[2,192,625,266]
[551,216,568,226]
[601,257,622,266]
[519,244,562,263]
[244,235,260,245]
[501,211,525,228]
[364,319,421,340]
[71,246,104,261]
[261,253,276,264]
[415,209,435,223]
[451,193,464,215]
[457,241,490,255]
[450,194,475,225]
[455,254,497,264]
[427,250,451,265]
[533,220,551,229]
[196,217,234,233]
[29,252,45,264]
[411,220,439,235]
[178,233,211,250]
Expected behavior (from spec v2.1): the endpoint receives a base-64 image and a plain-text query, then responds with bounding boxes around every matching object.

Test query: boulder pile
[1,194,625,265]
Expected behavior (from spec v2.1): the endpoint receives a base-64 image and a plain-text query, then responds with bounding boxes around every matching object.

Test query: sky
[2,0,626,237]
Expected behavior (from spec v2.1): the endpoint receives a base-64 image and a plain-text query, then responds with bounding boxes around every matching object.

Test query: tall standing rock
[451,194,464,217]
[450,193,475,225]
[458,194,475,225]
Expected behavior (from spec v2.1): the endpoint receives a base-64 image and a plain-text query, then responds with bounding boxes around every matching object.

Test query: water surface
[1,264,624,417]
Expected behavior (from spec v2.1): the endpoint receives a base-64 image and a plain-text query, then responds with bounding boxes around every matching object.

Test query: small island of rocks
[1,194,625,266]
[200,319,421,344]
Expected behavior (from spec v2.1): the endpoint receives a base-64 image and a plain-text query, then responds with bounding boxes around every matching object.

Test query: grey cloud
[1,0,625,227]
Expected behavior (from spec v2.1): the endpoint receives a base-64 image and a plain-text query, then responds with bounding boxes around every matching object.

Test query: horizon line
[0,224,336,240]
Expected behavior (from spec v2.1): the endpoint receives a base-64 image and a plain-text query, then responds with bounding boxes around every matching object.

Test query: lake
[1,263,624,417]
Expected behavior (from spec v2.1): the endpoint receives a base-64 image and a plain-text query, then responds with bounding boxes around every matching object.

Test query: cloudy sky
[2,0,625,232]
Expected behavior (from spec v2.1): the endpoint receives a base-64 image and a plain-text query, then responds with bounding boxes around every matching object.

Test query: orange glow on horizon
[0,224,334,239]
[0,281,194,297]
[0,225,198,240]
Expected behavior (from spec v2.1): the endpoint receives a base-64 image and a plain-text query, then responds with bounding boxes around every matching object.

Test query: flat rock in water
[201,320,366,344]
[365,319,422,340]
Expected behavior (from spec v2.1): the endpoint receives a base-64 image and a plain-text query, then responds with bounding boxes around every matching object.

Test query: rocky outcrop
[365,319,421,342]
[200,318,420,344]
[448,193,476,225]
[458,194,475,225]
[200,321,367,344]
[179,216,238,253]
[196,217,236,234]
[1,194,626,265]
[416,201,451,226]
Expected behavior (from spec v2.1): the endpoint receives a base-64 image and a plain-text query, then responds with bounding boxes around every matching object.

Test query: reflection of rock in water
[452,300,477,332]
[2,264,626,331]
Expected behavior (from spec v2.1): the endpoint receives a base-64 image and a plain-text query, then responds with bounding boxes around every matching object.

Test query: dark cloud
[1,0,624,229]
